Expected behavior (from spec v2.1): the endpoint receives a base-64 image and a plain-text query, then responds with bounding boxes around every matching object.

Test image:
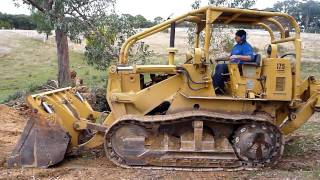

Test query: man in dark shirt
[213,30,254,94]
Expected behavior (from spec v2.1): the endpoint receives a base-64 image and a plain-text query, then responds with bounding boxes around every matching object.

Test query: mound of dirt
[0,105,27,167]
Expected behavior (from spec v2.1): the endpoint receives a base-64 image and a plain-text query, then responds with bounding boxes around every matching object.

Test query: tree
[84,14,135,70]
[153,16,164,25]
[0,20,12,29]
[208,0,256,8]
[272,0,320,33]
[17,0,115,87]
[273,0,302,24]
[31,11,53,39]
[84,14,153,69]
[0,13,36,29]
[187,0,202,47]
[299,0,320,32]
[133,15,153,28]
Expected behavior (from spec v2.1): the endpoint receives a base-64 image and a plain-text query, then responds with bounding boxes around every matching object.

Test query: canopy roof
[119,6,301,64]
[192,7,288,24]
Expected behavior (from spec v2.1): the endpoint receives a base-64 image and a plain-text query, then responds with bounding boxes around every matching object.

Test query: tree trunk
[55,29,71,87]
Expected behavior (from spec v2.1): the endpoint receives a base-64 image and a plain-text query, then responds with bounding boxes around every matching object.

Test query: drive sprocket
[233,123,284,167]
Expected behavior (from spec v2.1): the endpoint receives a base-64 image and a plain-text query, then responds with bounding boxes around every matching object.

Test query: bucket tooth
[7,115,70,168]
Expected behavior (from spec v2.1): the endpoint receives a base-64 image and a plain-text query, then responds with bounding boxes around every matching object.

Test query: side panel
[262,58,292,101]
[106,64,290,122]
[227,64,247,98]
[179,64,216,97]
[107,72,183,119]
[167,93,257,114]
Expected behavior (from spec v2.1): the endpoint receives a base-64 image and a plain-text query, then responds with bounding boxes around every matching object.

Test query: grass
[0,34,106,103]
[284,121,320,156]
[301,61,320,79]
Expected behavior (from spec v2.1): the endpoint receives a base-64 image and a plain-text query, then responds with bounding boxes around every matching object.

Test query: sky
[0,0,279,20]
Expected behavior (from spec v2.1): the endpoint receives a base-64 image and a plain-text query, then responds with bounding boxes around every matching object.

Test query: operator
[212,30,254,94]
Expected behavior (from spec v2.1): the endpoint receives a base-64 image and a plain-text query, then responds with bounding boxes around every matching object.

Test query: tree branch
[23,0,46,12]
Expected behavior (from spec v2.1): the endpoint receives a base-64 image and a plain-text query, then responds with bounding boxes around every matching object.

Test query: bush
[0,20,11,29]
[130,42,155,65]
[0,13,36,30]
[84,14,153,69]
[221,36,235,53]
[278,45,287,55]
[3,91,24,103]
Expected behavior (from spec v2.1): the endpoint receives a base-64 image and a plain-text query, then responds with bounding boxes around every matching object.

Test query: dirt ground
[0,104,319,180]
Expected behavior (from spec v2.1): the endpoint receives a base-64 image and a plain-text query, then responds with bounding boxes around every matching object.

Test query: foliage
[120,14,155,28]
[47,0,116,42]
[84,13,137,70]
[220,33,235,53]
[14,0,156,85]
[84,14,154,70]
[208,0,256,8]
[0,20,12,29]
[84,24,120,70]
[3,91,24,103]
[153,16,164,25]
[187,0,201,47]
[0,12,36,29]
[133,15,153,28]
[31,11,53,37]
[272,0,320,33]
[16,0,117,86]
[130,42,155,65]
[210,27,235,57]
[16,0,117,44]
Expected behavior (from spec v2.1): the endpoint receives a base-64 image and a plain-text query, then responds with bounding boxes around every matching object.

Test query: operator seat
[242,54,262,66]
[242,54,262,78]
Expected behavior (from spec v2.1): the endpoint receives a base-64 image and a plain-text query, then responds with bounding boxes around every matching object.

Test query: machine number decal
[277,63,285,71]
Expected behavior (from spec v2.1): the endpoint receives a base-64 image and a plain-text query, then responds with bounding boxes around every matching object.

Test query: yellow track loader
[8,6,320,170]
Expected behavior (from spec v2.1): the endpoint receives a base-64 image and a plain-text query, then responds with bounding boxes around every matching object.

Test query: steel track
[104,110,284,171]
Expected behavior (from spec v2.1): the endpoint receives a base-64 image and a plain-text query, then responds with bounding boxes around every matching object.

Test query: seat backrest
[241,54,263,78]
[242,54,262,66]
[254,54,262,66]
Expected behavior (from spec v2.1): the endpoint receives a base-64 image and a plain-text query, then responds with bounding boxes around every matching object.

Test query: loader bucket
[7,114,70,168]
[7,87,102,168]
